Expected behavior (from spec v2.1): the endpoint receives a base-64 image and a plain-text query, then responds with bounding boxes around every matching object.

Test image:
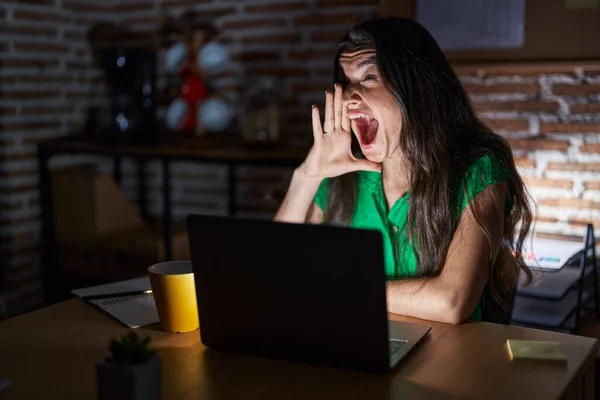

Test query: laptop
[186,214,431,372]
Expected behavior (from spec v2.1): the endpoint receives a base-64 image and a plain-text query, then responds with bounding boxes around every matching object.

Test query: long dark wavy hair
[325,17,533,305]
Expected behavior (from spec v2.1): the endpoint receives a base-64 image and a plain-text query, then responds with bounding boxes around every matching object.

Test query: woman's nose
[342,85,361,106]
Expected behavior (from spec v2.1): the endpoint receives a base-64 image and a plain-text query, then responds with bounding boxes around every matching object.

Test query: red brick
[114,1,155,12]
[0,42,8,53]
[534,232,583,242]
[0,232,36,246]
[290,83,330,98]
[552,83,600,96]
[535,215,559,223]
[0,106,17,115]
[13,42,70,53]
[317,0,377,6]
[310,30,347,43]
[294,12,362,26]
[231,51,281,63]
[20,105,72,115]
[0,9,5,20]
[222,18,286,30]
[455,63,600,77]
[2,89,61,99]
[289,49,335,61]
[65,60,95,70]
[161,0,213,8]
[246,66,309,77]
[13,9,65,23]
[0,25,57,37]
[23,135,61,147]
[3,121,61,132]
[5,184,38,195]
[538,198,600,209]
[61,1,110,11]
[5,153,36,163]
[547,162,600,172]
[464,83,539,95]
[242,32,302,45]
[17,75,75,84]
[1,216,38,228]
[3,0,52,4]
[540,123,600,134]
[474,101,559,113]
[63,30,86,40]
[0,59,59,69]
[581,144,600,154]
[570,103,600,114]
[0,170,35,180]
[585,181,600,190]
[514,158,536,168]
[569,218,600,228]
[482,118,529,132]
[524,177,573,189]
[508,138,569,151]
[173,200,220,210]
[0,76,17,84]
[121,15,161,25]
[246,1,309,13]
[0,138,15,148]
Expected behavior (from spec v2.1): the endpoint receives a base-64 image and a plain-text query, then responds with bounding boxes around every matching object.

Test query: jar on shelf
[240,77,282,147]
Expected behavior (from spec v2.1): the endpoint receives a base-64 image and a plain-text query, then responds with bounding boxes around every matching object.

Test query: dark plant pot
[96,354,161,400]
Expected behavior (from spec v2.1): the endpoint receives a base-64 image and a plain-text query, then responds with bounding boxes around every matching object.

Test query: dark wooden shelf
[39,135,309,166]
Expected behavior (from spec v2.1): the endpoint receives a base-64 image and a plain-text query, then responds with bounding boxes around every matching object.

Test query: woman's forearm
[386,278,470,324]
[274,169,322,223]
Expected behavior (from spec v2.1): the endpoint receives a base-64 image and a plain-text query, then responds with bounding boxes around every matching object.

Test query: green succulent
[106,332,154,365]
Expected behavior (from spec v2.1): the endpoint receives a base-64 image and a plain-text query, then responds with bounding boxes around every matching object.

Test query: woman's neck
[381,153,411,209]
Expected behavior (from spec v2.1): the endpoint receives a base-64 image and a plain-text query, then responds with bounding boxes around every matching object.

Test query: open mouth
[349,113,379,148]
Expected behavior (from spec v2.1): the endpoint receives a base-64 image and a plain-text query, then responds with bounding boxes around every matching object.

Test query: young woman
[274,17,533,324]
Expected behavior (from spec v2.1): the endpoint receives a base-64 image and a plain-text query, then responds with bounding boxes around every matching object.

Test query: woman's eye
[363,74,377,81]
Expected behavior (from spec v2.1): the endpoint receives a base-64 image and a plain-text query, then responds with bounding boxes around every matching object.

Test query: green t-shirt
[314,154,511,322]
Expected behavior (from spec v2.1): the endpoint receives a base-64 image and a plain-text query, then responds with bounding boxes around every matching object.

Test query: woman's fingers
[311,105,323,141]
[347,158,382,173]
[334,83,343,131]
[341,101,350,132]
[323,90,334,133]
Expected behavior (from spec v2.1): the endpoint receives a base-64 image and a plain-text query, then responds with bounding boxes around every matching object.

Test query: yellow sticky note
[565,0,598,9]
[507,339,567,362]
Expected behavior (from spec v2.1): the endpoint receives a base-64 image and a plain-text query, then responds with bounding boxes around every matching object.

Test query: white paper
[416,0,525,51]
[72,277,158,328]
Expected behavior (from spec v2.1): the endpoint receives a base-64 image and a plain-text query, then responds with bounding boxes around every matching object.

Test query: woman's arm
[274,84,378,224]
[273,169,323,223]
[386,182,507,324]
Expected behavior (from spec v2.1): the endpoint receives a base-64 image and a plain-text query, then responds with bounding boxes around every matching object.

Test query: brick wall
[1,0,599,317]
[0,0,115,316]
[456,64,600,240]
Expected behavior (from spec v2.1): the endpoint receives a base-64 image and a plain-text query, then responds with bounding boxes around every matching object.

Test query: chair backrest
[481,284,516,324]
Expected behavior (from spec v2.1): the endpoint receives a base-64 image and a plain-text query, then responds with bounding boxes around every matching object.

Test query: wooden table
[0,299,597,399]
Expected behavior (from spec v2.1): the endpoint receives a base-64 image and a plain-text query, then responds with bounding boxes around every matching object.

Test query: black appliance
[99,47,157,144]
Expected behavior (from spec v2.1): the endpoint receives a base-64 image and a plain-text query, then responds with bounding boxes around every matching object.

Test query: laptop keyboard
[389,339,408,355]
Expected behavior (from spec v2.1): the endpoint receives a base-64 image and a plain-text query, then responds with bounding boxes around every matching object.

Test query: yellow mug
[148,260,199,333]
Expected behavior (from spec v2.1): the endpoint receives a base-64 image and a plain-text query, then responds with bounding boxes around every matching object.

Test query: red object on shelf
[180,72,208,104]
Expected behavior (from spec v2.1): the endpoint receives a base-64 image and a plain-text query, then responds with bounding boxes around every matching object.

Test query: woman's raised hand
[298,83,381,180]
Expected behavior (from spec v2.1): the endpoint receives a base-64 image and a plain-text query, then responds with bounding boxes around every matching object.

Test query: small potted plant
[96,332,161,400]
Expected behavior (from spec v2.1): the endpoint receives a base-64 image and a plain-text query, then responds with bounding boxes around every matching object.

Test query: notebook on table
[71,276,159,329]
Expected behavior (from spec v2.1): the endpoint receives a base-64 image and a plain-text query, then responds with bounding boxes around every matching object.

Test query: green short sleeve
[314,178,330,211]
[458,154,511,212]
